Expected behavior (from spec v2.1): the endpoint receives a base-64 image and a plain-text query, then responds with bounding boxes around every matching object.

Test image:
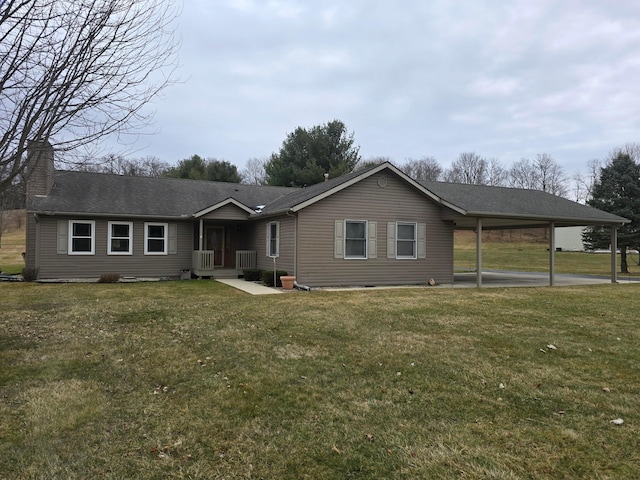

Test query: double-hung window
[345,220,367,259]
[396,222,417,259]
[267,221,279,257]
[108,222,133,255]
[68,220,95,255]
[145,222,168,255]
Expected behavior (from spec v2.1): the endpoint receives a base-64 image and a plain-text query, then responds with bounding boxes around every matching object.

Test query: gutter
[28,210,192,221]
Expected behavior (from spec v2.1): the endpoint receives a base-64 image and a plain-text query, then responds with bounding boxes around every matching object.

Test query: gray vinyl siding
[199,204,250,221]
[34,216,193,279]
[296,172,453,287]
[25,213,37,270]
[250,215,295,275]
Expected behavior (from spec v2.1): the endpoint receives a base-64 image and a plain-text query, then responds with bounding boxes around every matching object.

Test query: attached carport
[419,181,630,287]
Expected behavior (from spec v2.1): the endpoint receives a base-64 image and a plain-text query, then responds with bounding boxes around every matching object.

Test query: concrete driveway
[453,270,640,288]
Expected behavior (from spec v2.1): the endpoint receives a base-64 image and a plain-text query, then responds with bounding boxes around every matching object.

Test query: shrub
[242,269,263,282]
[22,267,39,282]
[98,272,121,283]
[262,270,288,287]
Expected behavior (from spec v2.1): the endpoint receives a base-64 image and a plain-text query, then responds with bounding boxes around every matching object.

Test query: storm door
[205,226,224,267]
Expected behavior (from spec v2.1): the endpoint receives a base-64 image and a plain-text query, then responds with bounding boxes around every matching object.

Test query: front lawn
[1,281,639,478]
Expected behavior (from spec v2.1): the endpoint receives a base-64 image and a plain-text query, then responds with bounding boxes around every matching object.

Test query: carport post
[549,222,555,286]
[611,227,618,283]
[476,218,482,288]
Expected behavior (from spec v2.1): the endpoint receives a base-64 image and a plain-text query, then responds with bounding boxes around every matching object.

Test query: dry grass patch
[1,281,640,478]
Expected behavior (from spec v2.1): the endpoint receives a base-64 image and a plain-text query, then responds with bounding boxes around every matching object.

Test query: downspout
[476,218,483,288]
[549,222,555,286]
[611,226,618,283]
[287,209,311,290]
[286,209,296,277]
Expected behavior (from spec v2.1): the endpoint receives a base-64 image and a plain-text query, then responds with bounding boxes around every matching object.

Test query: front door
[205,227,224,267]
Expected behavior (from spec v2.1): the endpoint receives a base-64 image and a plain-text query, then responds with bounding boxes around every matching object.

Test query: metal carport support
[475,220,622,288]
[476,218,482,288]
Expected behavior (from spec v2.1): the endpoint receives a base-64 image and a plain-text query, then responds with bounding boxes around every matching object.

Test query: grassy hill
[0,210,25,274]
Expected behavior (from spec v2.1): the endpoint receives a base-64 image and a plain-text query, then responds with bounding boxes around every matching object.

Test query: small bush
[262,270,288,287]
[98,272,121,283]
[242,269,263,282]
[21,267,38,282]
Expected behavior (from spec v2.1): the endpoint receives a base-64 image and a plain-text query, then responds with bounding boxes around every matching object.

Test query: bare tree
[486,158,507,186]
[535,153,567,196]
[508,154,567,196]
[354,156,391,171]
[242,157,267,185]
[0,0,180,194]
[78,154,170,177]
[610,142,640,163]
[508,158,539,190]
[443,152,488,184]
[400,156,442,181]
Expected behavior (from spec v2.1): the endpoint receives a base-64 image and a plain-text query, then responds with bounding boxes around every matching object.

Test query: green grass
[2,281,640,478]
[0,211,25,274]
[455,230,640,276]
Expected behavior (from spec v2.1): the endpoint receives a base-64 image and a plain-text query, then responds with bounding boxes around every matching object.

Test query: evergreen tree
[583,152,640,273]
[165,155,242,183]
[265,120,360,187]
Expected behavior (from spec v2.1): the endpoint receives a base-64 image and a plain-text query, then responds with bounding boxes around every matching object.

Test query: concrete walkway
[216,278,283,295]
[217,271,640,295]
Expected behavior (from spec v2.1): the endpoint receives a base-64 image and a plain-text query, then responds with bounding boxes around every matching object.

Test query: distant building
[554,226,585,252]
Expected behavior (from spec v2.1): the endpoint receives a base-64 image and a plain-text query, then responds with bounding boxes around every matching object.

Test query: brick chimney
[25,140,55,207]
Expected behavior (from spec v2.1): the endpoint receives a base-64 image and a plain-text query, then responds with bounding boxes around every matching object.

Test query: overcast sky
[117,0,640,175]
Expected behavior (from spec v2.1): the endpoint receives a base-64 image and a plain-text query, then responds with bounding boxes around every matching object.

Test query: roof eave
[29,209,192,220]
[464,210,630,226]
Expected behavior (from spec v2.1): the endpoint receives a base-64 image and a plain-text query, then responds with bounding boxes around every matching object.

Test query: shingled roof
[32,170,295,218]
[418,180,628,228]
[31,164,629,228]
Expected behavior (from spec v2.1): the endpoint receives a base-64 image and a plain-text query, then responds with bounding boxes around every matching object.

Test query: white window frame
[144,222,168,255]
[344,220,368,259]
[68,220,95,255]
[396,222,417,259]
[108,221,133,255]
[267,221,279,258]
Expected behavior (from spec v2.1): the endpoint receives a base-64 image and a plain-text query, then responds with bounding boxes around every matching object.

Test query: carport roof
[418,180,629,229]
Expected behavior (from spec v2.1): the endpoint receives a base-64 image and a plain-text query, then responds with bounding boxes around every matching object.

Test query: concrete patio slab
[216,278,283,295]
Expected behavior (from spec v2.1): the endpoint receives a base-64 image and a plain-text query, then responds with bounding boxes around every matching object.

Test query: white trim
[396,222,417,259]
[107,221,133,255]
[194,198,256,218]
[267,221,279,258]
[68,220,95,255]
[144,222,168,255]
[344,219,368,259]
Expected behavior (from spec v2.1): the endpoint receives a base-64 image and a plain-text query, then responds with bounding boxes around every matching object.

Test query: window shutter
[417,223,426,258]
[334,220,344,258]
[368,221,377,258]
[57,221,68,254]
[266,223,270,256]
[168,224,178,254]
[387,222,396,258]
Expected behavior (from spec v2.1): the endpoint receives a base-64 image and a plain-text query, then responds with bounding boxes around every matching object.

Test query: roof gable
[258,162,451,216]
[194,198,256,218]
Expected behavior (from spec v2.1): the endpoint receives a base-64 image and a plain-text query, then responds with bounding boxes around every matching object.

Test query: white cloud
[108,0,640,175]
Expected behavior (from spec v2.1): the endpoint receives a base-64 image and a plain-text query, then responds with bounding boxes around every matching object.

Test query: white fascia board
[193,198,255,218]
